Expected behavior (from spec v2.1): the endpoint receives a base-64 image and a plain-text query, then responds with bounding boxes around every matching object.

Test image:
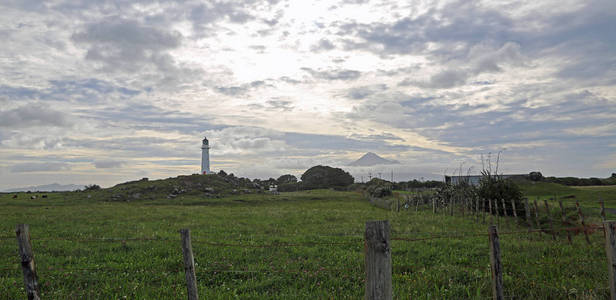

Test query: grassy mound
[91,174,261,202]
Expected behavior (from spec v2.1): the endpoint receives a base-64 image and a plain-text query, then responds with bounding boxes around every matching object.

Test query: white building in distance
[201,137,211,174]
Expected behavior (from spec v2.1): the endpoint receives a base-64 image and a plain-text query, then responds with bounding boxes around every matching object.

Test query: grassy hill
[517,179,616,207]
[0,187,611,298]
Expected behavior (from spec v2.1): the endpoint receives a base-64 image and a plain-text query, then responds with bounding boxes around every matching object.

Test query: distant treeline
[393,179,445,190]
[542,175,616,186]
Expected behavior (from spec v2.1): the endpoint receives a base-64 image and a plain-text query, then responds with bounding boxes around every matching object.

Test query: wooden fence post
[482,198,486,224]
[511,199,518,220]
[544,200,556,240]
[575,202,591,245]
[488,225,504,300]
[604,221,616,300]
[16,224,40,300]
[476,197,481,223]
[432,197,436,214]
[365,220,392,300]
[180,228,199,300]
[501,199,508,217]
[415,196,419,212]
[524,198,531,225]
[601,200,607,222]
[533,200,541,236]
[489,198,494,224]
[559,201,572,244]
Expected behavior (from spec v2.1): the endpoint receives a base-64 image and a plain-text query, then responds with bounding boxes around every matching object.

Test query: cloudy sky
[1,0,615,189]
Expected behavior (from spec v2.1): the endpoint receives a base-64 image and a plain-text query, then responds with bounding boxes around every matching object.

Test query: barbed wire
[1,224,604,248]
[391,225,604,243]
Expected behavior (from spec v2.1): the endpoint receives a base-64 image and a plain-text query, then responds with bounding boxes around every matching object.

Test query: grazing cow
[42,195,48,198]
[30,195,37,199]
[12,194,17,199]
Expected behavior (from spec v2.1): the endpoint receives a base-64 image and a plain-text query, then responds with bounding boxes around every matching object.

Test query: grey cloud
[0,104,71,128]
[75,102,222,135]
[0,85,40,100]
[214,80,271,96]
[346,84,387,100]
[283,132,409,152]
[348,133,404,142]
[93,160,125,169]
[340,1,514,56]
[301,67,361,81]
[11,162,71,173]
[190,2,255,30]
[424,69,469,89]
[311,38,336,52]
[0,79,140,103]
[266,99,294,111]
[72,18,182,73]
[215,86,249,96]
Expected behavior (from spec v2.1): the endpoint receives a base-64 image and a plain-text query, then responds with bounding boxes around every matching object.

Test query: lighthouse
[201,137,211,174]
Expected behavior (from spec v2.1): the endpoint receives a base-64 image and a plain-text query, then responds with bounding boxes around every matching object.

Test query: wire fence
[3,219,613,299]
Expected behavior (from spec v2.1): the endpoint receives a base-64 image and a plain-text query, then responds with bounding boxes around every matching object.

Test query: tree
[300,165,354,190]
[528,171,543,181]
[277,174,298,185]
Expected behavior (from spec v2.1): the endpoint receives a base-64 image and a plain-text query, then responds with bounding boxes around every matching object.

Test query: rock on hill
[348,152,399,167]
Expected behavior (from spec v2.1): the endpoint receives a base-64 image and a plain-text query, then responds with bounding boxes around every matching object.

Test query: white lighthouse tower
[201,137,211,174]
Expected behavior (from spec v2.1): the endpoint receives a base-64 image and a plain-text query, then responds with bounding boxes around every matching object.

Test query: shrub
[278,182,300,192]
[477,171,524,217]
[529,171,543,181]
[365,178,392,198]
[84,184,101,191]
[300,165,354,190]
[277,174,298,185]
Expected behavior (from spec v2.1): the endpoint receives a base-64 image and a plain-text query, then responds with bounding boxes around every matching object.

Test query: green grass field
[519,181,616,210]
[0,188,612,299]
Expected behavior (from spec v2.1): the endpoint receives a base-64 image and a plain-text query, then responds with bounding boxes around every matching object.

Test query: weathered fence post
[488,225,504,300]
[482,198,486,223]
[432,197,436,214]
[476,197,481,223]
[180,228,199,300]
[533,200,541,236]
[544,200,556,240]
[16,224,40,300]
[524,198,531,225]
[501,199,508,217]
[575,202,591,245]
[604,221,616,300]
[602,200,608,238]
[559,201,572,244]
[511,199,518,220]
[365,220,392,300]
[488,198,494,224]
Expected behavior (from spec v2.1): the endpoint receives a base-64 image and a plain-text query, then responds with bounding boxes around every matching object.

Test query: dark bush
[477,172,524,217]
[365,178,393,198]
[300,165,354,190]
[84,184,101,191]
[278,182,301,192]
[529,171,543,181]
[277,174,298,185]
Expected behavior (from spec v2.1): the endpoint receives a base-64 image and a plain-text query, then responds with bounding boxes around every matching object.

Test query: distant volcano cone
[348,152,399,166]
